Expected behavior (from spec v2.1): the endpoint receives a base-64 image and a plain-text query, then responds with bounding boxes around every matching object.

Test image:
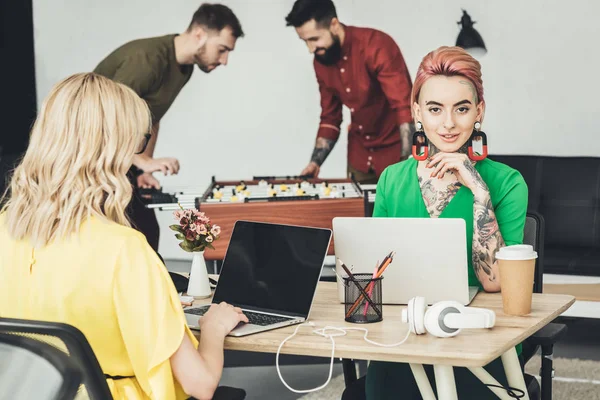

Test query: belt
[104,374,133,380]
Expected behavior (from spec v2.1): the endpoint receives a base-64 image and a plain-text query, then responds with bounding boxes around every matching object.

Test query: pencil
[363,260,380,315]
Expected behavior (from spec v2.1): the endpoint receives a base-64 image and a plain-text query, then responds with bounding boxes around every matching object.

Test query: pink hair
[411,46,485,115]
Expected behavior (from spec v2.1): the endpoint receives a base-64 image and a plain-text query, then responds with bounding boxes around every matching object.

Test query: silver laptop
[332,217,479,306]
[185,220,332,336]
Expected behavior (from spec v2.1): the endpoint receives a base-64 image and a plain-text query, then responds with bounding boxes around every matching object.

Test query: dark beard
[197,63,211,73]
[314,34,342,66]
[194,46,212,73]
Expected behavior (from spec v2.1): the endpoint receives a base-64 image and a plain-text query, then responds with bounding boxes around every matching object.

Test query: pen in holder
[343,273,383,323]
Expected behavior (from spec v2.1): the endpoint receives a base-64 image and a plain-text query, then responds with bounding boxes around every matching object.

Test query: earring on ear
[412,121,429,161]
[468,121,488,161]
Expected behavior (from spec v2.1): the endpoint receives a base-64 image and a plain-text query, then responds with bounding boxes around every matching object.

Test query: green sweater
[94,34,193,124]
[373,157,528,288]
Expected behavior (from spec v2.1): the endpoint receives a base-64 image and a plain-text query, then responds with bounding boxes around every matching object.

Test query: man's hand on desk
[199,302,249,337]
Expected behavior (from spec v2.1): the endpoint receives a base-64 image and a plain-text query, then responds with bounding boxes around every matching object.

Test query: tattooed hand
[426,152,488,197]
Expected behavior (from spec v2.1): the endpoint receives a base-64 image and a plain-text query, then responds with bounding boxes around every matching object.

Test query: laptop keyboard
[185,307,293,326]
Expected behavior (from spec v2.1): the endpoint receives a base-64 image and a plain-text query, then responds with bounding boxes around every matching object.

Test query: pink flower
[188,223,197,233]
[184,209,193,219]
[205,235,214,243]
[197,224,208,235]
[174,210,184,220]
[194,211,210,224]
[210,225,221,236]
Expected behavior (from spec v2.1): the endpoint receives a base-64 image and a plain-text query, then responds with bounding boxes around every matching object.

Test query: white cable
[275,323,412,394]
[276,323,336,394]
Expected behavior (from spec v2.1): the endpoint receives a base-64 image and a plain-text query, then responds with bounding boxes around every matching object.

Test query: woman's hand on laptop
[199,302,249,337]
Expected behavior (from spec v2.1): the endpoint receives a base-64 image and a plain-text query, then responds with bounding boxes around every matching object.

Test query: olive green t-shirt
[94,34,193,124]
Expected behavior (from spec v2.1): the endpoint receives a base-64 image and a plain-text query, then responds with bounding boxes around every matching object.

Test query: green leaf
[178,242,191,252]
[175,233,185,240]
[191,245,205,252]
[182,240,198,252]
[169,225,184,234]
[205,243,215,250]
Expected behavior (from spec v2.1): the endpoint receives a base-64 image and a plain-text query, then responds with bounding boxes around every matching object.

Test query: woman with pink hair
[366,47,528,398]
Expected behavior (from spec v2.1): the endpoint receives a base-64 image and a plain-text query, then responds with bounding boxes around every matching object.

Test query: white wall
[33,0,600,259]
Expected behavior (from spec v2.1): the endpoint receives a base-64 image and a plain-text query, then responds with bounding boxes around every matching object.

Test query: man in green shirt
[94,3,244,251]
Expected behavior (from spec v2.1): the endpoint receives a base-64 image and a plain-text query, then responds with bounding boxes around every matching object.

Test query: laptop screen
[212,221,331,318]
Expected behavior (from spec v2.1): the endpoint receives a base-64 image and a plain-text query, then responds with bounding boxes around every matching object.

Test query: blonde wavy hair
[1,72,151,247]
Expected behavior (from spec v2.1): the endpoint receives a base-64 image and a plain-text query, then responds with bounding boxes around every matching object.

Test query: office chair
[0,332,82,399]
[340,196,567,400]
[0,318,113,399]
[521,211,568,400]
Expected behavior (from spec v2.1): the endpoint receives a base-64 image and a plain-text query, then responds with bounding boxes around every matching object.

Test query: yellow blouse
[0,215,199,399]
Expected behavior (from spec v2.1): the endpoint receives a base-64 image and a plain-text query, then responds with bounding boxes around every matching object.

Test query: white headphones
[402,296,496,338]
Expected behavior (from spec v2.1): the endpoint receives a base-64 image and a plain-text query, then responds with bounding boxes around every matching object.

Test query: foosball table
[144,175,366,260]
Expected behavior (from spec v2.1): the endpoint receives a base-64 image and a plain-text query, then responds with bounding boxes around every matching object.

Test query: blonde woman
[0,73,248,400]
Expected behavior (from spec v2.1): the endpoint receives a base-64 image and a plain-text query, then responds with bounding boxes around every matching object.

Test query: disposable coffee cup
[496,245,538,316]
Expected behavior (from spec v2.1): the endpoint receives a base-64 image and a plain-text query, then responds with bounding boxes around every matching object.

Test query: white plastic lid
[495,244,538,261]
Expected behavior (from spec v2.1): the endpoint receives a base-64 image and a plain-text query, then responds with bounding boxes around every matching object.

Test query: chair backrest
[0,333,82,400]
[363,190,545,293]
[524,211,545,294]
[491,155,600,249]
[0,318,113,400]
[363,189,377,217]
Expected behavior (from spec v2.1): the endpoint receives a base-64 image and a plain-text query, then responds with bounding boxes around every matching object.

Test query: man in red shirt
[286,0,414,184]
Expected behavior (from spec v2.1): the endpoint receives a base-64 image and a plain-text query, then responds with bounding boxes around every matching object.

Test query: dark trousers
[347,164,378,185]
[189,386,246,400]
[126,169,160,251]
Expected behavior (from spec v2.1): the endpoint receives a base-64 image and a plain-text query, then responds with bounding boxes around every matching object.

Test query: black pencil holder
[343,273,383,323]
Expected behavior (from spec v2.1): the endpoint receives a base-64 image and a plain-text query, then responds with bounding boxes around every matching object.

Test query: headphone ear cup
[424,301,462,338]
[410,296,427,335]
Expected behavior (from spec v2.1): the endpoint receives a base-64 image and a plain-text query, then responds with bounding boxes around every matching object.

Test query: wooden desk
[191,282,574,399]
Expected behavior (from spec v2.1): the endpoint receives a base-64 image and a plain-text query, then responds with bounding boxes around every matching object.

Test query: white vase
[187,251,211,299]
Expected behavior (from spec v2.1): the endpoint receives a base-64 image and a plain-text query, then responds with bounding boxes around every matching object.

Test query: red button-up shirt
[314,26,413,176]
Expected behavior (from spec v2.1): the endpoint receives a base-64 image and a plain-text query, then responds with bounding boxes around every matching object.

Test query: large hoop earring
[468,122,488,161]
[412,122,429,161]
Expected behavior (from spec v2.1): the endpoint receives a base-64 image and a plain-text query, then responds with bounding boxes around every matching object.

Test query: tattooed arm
[427,152,504,292]
[311,137,337,166]
[399,122,414,159]
[472,185,504,292]
[301,137,337,177]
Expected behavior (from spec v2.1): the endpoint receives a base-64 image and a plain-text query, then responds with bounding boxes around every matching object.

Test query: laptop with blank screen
[332,217,479,306]
[184,220,332,336]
